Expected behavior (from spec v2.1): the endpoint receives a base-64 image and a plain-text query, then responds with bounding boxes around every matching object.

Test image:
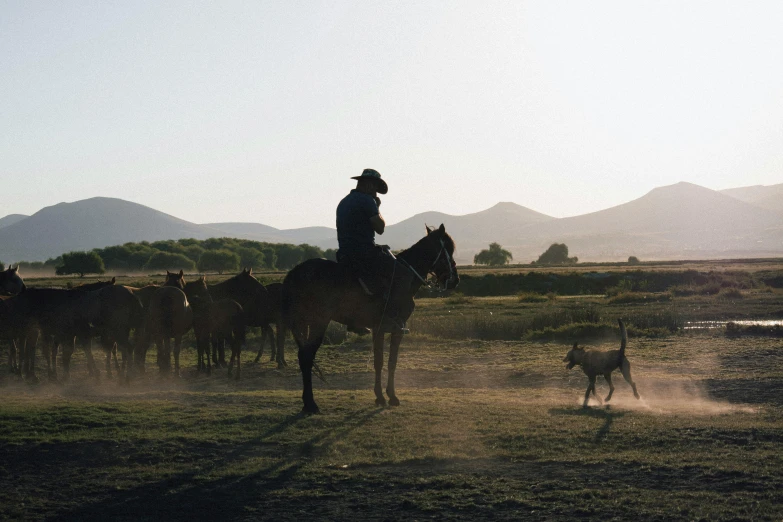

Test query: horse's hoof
[388,397,400,407]
[375,397,387,407]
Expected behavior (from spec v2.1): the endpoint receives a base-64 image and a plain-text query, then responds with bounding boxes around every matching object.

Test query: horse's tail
[129,292,145,330]
[618,319,627,367]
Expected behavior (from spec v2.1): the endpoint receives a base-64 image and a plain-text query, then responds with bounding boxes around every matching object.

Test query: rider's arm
[370,214,385,235]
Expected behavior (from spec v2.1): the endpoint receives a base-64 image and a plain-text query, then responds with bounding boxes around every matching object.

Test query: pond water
[684,319,783,330]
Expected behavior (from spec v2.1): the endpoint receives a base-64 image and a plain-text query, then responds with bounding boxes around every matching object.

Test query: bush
[536,243,578,265]
[56,251,106,277]
[474,243,513,266]
[198,250,241,274]
[628,256,640,264]
[143,252,197,272]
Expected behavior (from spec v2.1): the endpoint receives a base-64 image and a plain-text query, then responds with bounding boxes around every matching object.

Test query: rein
[397,238,455,292]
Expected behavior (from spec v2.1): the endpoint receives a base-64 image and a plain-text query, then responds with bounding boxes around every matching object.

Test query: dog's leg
[591,378,603,405]
[583,375,597,407]
[621,359,640,399]
[604,373,615,402]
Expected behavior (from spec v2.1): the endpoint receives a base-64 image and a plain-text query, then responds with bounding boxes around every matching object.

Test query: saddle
[337,254,389,298]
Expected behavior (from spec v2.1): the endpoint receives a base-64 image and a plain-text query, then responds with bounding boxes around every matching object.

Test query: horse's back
[92,285,145,329]
[149,287,192,336]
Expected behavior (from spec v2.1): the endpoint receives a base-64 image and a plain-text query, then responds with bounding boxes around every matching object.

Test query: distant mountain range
[1,181,781,264]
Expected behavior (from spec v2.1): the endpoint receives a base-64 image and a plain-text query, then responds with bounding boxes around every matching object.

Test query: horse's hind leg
[231,337,241,381]
[173,336,182,378]
[48,340,58,381]
[386,331,403,406]
[112,343,120,371]
[294,324,324,414]
[274,323,286,369]
[372,329,386,406]
[254,327,268,363]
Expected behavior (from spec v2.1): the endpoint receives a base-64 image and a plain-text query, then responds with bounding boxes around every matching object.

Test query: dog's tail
[618,319,627,367]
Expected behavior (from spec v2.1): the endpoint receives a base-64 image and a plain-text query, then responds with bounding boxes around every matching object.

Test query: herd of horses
[0,224,459,413]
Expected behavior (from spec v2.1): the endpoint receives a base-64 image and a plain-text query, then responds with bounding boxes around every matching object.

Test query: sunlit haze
[2,1,782,229]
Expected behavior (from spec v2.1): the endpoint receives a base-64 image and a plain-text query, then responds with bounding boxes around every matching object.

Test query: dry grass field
[2,266,783,520]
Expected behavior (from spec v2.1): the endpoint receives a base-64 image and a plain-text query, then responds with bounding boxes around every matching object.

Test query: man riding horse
[336,169,414,334]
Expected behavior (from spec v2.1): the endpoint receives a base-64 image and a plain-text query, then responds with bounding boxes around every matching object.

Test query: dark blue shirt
[336,190,379,255]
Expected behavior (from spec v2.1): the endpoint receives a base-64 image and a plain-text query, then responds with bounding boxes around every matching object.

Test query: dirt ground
[1,331,782,521]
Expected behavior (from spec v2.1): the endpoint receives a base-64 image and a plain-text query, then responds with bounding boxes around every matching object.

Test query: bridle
[397,238,457,291]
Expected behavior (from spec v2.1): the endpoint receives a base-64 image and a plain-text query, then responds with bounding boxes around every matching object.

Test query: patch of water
[684,319,783,330]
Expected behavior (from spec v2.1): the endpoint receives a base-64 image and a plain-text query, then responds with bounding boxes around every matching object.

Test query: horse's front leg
[373,329,386,406]
[386,331,403,406]
[254,327,268,363]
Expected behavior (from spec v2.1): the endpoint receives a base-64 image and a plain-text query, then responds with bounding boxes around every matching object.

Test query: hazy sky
[2,1,782,229]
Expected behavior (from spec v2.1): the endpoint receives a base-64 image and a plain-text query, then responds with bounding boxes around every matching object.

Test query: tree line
[9,238,337,277]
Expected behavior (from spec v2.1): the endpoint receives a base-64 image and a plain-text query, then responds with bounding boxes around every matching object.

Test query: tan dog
[563,319,640,407]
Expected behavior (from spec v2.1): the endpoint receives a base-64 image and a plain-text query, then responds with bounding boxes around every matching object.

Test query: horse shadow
[51,407,385,521]
[549,406,626,442]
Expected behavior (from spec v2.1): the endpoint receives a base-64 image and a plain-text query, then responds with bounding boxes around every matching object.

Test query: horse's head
[164,270,186,290]
[425,224,459,290]
[183,275,211,303]
[0,265,26,295]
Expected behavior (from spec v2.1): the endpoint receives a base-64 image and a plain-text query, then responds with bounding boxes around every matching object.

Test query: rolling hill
[0,214,28,230]
[0,181,781,264]
[721,183,783,216]
[0,198,224,262]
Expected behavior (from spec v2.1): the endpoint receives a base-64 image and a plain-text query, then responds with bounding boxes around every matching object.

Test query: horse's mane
[398,226,456,259]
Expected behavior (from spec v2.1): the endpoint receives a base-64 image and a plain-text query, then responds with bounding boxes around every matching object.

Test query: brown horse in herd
[183,276,246,379]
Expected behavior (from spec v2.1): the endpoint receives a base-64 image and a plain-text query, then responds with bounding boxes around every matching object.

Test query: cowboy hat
[351,168,388,194]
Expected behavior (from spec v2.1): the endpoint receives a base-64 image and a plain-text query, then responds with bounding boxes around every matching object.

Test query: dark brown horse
[281,224,458,413]
[142,271,192,376]
[87,284,145,382]
[183,276,246,379]
[0,267,26,375]
[6,284,112,382]
[0,265,26,295]
[253,282,285,366]
[207,269,277,368]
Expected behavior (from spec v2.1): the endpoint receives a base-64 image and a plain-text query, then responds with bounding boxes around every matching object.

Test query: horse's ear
[167,270,171,276]
[248,267,253,275]
[425,225,434,235]
[439,223,445,233]
[111,277,116,284]
[201,275,206,282]
[11,265,18,273]
[178,270,184,278]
